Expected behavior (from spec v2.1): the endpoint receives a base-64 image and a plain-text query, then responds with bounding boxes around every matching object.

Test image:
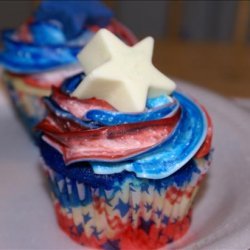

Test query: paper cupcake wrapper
[3,72,47,141]
[41,156,211,250]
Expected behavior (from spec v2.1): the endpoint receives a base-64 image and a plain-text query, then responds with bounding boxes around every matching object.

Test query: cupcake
[37,29,213,249]
[0,0,137,141]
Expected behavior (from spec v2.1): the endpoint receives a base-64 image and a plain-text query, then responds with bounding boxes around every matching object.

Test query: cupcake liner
[41,155,211,250]
[3,72,46,141]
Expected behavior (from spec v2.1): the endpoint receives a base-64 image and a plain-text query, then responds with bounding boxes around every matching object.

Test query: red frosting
[37,89,181,164]
[195,106,213,158]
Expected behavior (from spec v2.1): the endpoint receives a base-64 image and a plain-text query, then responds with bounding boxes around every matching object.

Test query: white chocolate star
[72,29,176,112]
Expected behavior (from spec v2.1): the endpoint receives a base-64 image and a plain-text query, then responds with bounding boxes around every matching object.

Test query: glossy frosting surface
[38,74,212,180]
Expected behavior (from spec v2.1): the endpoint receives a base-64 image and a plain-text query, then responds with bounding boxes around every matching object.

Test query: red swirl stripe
[195,106,213,158]
[37,104,181,164]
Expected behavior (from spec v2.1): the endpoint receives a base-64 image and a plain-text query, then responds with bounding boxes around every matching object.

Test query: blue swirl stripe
[85,98,179,126]
[91,92,207,179]
[40,137,205,187]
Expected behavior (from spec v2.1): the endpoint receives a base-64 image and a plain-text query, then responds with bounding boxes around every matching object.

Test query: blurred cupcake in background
[0,0,137,141]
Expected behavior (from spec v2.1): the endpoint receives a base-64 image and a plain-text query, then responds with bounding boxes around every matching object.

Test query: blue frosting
[40,75,208,179]
[40,138,202,189]
[30,22,66,45]
[0,25,92,73]
[146,94,172,108]
[85,96,179,126]
[35,0,113,39]
[45,93,179,128]
[0,1,113,73]
[61,73,85,94]
[90,92,207,179]
[41,92,207,180]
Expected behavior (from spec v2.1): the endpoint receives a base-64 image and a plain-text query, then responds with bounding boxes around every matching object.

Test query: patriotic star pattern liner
[42,155,211,250]
[2,67,83,141]
[3,73,45,140]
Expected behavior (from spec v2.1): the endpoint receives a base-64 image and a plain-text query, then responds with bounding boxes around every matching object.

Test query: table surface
[153,41,250,98]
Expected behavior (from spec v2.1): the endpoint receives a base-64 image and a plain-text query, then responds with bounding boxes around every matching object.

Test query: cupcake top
[0,0,137,73]
[37,29,212,181]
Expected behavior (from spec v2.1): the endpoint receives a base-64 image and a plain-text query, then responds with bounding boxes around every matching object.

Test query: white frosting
[72,29,176,112]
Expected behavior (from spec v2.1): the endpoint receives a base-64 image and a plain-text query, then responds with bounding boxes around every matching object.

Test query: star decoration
[144,202,153,212]
[99,189,112,206]
[113,198,130,217]
[83,212,92,224]
[154,184,163,195]
[140,183,150,194]
[76,224,84,235]
[155,208,162,219]
[91,226,103,239]
[112,185,122,194]
[133,204,140,213]
[139,217,155,234]
[104,196,112,206]
[102,239,120,250]
[162,215,169,225]
[72,29,176,112]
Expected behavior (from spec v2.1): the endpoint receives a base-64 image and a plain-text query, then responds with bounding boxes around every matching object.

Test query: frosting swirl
[37,74,212,179]
[0,6,137,73]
